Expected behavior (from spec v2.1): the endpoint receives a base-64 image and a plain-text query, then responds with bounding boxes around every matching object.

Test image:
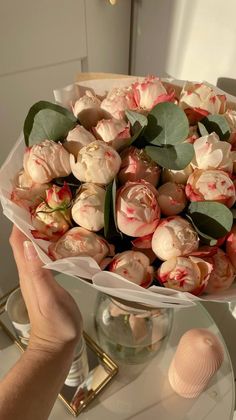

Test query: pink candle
[168,328,224,398]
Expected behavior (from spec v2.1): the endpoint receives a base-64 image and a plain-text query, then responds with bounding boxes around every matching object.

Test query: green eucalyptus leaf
[125,110,148,146]
[112,178,118,230]
[24,101,77,146]
[145,143,194,170]
[200,115,230,141]
[185,214,218,246]
[187,201,233,239]
[144,102,189,146]
[198,122,209,137]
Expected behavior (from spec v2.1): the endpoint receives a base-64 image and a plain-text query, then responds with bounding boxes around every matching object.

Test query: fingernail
[23,241,38,261]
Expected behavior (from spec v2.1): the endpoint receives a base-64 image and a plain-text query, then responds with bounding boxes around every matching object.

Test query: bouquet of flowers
[1,73,236,308]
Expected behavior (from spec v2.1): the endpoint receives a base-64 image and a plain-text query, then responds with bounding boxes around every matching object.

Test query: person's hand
[9,226,82,355]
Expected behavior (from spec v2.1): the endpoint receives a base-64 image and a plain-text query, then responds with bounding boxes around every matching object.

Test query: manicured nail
[23,241,38,261]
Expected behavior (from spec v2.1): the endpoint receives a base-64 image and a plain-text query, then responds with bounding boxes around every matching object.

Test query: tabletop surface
[0,274,235,420]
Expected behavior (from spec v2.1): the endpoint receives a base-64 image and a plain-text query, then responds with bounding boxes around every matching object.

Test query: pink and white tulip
[11,170,50,210]
[72,90,101,117]
[191,132,233,173]
[48,226,114,264]
[224,109,236,149]
[108,250,153,288]
[23,140,71,184]
[179,82,226,124]
[70,140,121,185]
[162,165,193,185]
[101,87,136,120]
[71,183,105,232]
[118,146,161,186]
[31,202,71,242]
[203,248,235,294]
[186,169,236,208]
[132,76,175,111]
[93,118,131,151]
[226,224,236,270]
[157,182,187,216]
[152,216,199,261]
[116,180,160,237]
[65,125,96,156]
[157,255,212,295]
[46,183,72,209]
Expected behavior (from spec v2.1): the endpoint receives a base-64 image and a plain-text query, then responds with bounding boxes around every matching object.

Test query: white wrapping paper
[1,75,236,308]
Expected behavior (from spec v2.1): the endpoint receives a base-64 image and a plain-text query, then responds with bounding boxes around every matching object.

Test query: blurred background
[1,0,236,383]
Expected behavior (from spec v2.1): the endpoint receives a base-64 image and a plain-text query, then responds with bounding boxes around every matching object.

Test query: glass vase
[94,293,173,364]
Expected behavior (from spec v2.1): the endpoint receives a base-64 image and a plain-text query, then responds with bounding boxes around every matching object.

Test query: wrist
[27,334,79,361]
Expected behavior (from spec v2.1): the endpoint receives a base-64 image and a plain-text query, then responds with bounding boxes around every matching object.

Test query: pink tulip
[11,169,50,210]
[108,250,153,288]
[203,248,235,294]
[157,255,213,296]
[31,202,71,242]
[116,180,160,237]
[152,216,199,261]
[118,146,161,186]
[46,183,72,210]
[179,82,226,124]
[48,227,114,265]
[23,140,71,184]
[226,224,236,270]
[186,169,236,208]
[132,76,175,111]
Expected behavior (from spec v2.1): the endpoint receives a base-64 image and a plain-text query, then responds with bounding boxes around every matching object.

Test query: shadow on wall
[217,78,236,97]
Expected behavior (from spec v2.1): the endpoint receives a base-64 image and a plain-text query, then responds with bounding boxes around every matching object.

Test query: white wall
[131,0,236,95]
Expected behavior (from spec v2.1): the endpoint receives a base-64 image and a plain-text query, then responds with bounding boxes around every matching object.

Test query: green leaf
[187,201,233,239]
[185,214,218,246]
[24,101,77,146]
[112,178,118,230]
[198,122,209,137]
[125,110,148,146]
[200,115,230,141]
[145,143,194,170]
[144,102,189,146]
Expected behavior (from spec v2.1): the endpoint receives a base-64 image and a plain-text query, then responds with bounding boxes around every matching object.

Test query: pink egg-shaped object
[168,328,224,398]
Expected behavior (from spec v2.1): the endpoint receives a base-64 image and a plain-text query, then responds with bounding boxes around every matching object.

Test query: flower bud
[162,165,193,185]
[179,82,226,124]
[226,224,236,270]
[23,140,71,184]
[101,87,136,120]
[116,180,160,237]
[108,250,153,288]
[70,140,121,185]
[48,227,114,265]
[157,256,212,295]
[31,202,71,241]
[224,109,236,149]
[132,76,175,110]
[152,216,199,261]
[118,146,161,186]
[191,132,233,173]
[203,248,235,294]
[11,170,50,210]
[46,183,72,209]
[157,182,187,216]
[72,91,103,130]
[71,183,105,232]
[93,118,131,151]
[185,169,236,208]
[65,125,96,157]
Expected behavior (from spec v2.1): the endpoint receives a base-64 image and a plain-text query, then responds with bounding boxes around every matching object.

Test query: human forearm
[0,344,75,420]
